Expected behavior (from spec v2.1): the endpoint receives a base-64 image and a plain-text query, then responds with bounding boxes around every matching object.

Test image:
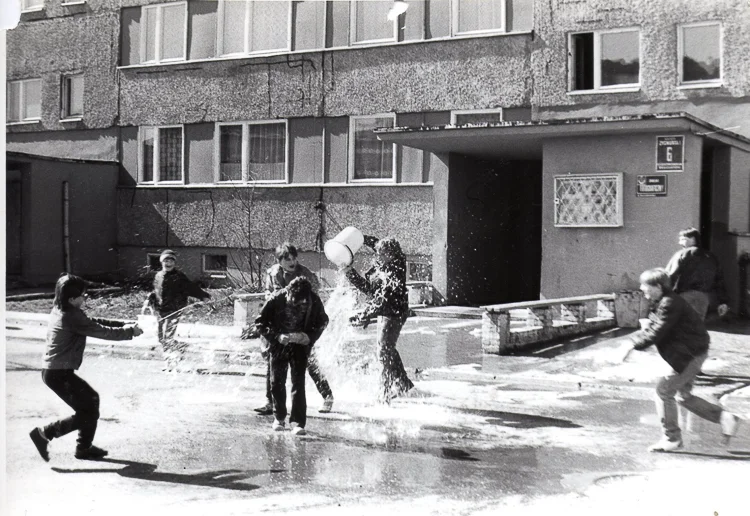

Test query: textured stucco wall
[7,12,119,131]
[531,0,750,136]
[540,132,702,298]
[117,185,433,254]
[6,128,119,161]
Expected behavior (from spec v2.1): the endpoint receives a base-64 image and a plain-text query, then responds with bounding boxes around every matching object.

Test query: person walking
[665,227,730,320]
[142,249,211,370]
[29,274,143,462]
[619,268,742,452]
[344,235,414,404]
[252,242,334,415]
[254,277,329,436]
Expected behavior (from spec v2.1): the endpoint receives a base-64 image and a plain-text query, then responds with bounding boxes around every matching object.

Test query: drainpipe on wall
[63,181,71,273]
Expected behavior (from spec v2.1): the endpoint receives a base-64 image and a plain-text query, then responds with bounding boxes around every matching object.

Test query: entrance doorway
[6,171,23,277]
[447,154,542,305]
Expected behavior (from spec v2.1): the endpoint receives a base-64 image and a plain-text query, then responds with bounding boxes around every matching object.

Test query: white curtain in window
[24,79,41,119]
[67,76,84,117]
[160,128,182,181]
[222,0,247,54]
[22,0,44,10]
[354,0,393,42]
[250,1,289,51]
[220,125,243,181]
[354,117,394,180]
[457,0,503,34]
[144,7,158,62]
[161,4,186,60]
[8,82,21,121]
[248,123,285,181]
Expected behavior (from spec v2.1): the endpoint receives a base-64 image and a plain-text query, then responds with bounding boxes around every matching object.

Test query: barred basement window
[203,254,228,273]
[554,174,623,227]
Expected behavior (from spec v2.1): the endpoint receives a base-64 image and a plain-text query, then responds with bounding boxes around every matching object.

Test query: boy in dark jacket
[254,276,329,435]
[344,235,413,404]
[142,249,211,370]
[619,268,742,452]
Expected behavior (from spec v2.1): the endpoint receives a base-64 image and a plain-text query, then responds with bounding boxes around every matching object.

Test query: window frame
[138,125,185,185]
[147,253,162,271]
[21,0,44,12]
[349,0,398,45]
[452,0,507,37]
[677,21,723,89]
[348,113,397,184]
[7,78,42,124]
[139,1,188,65]
[61,1,87,6]
[553,173,624,228]
[214,119,289,184]
[216,0,293,57]
[450,108,504,125]
[202,253,229,274]
[61,73,84,121]
[568,27,642,94]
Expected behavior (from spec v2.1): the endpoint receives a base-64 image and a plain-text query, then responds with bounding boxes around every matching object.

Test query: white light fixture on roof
[387,1,409,21]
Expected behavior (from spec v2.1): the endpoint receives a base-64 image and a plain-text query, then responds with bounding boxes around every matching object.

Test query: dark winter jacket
[665,246,729,305]
[254,289,329,352]
[345,235,409,320]
[147,268,210,315]
[630,293,710,373]
[264,263,321,293]
[43,307,135,370]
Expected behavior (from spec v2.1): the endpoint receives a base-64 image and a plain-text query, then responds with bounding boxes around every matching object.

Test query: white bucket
[324,226,365,267]
[136,314,158,339]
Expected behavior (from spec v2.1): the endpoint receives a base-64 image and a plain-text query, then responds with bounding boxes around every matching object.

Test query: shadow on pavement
[51,458,280,491]
[457,408,582,429]
[668,450,750,461]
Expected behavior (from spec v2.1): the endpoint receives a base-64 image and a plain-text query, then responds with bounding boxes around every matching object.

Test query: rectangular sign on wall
[656,135,684,172]
[636,175,668,197]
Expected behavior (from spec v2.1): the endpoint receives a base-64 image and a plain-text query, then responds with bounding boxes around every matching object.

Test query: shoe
[720,411,742,444]
[319,396,334,413]
[254,402,273,416]
[75,444,108,460]
[291,425,306,436]
[272,420,285,431]
[648,438,683,452]
[29,427,50,462]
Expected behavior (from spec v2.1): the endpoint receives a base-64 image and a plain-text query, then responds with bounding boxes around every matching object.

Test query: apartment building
[7,0,750,312]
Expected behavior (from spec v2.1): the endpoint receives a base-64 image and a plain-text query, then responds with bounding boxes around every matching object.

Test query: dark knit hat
[159,249,177,262]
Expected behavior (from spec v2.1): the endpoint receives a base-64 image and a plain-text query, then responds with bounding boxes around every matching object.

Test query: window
[454,0,505,35]
[570,29,640,92]
[147,254,162,271]
[554,174,623,227]
[451,109,503,125]
[21,0,44,12]
[203,254,228,273]
[218,0,290,56]
[141,2,187,64]
[7,79,42,123]
[408,261,433,282]
[349,114,396,182]
[61,74,84,119]
[351,0,396,44]
[679,22,722,86]
[139,126,184,184]
[216,121,287,182]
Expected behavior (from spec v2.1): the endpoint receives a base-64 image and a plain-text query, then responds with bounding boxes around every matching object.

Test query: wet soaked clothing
[43,307,135,370]
[665,246,729,306]
[345,236,409,320]
[41,369,100,448]
[630,293,710,374]
[148,268,210,316]
[265,263,320,293]
[377,315,414,401]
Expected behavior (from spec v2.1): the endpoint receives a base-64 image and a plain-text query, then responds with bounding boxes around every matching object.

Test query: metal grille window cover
[554,174,623,227]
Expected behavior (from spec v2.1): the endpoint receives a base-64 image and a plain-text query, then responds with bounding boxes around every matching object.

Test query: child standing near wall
[29,274,143,461]
[142,250,211,371]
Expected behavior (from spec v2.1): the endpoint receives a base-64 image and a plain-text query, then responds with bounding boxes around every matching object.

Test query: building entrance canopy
[375,112,750,159]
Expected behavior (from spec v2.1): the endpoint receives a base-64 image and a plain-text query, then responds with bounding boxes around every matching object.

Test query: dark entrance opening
[446,154,542,305]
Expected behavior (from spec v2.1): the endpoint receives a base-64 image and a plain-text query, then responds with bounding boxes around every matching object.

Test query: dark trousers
[378,315,414,401]
[41,369,100,449]
[270,345,309,427]
[264,350,332,403]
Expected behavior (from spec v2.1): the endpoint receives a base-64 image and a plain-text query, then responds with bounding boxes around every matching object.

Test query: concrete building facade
[7,0,750,312]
